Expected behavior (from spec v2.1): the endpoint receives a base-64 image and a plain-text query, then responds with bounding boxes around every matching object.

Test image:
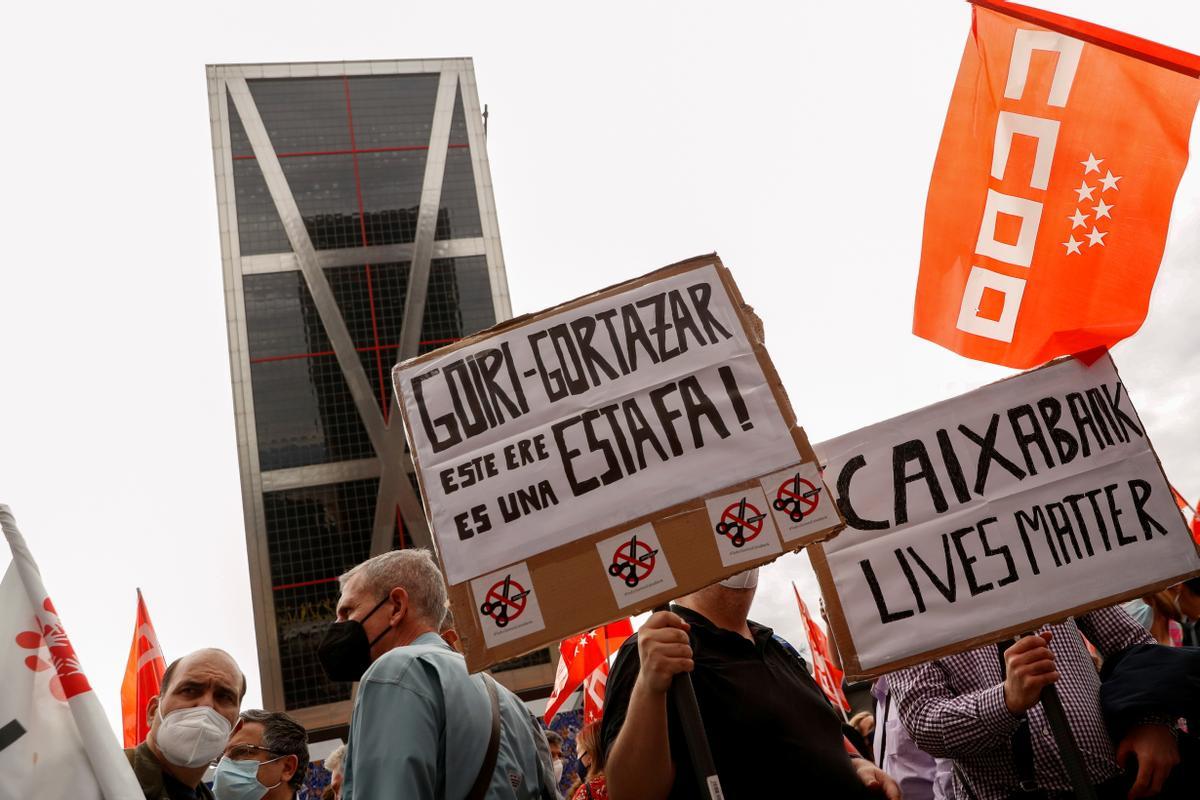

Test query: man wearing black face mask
[317,549,558,799]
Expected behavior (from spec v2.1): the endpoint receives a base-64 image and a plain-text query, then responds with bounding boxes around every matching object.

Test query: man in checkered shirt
[888,606,1180,799]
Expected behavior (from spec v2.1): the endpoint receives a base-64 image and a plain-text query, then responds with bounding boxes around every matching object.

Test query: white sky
[0,0,1197,736]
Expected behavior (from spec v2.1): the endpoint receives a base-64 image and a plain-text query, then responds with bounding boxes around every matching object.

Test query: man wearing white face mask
[125,648,246,800]
[601,568,902,799]
[213,709,308,800]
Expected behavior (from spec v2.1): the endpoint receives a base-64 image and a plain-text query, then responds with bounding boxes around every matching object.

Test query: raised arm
[604,611,692,800]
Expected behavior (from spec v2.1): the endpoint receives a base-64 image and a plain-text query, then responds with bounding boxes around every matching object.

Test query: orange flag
[120,589,166,747]
[794,584,850,712]
[913,0,1200,368]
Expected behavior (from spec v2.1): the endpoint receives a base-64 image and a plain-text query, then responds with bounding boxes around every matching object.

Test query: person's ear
[146,695,160,730]
[280,754,298,783]
[388,586,409,627]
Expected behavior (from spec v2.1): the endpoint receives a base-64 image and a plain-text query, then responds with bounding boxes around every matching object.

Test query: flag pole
[654,604,723,800]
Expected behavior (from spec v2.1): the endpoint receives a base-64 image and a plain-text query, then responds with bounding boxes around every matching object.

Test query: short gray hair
[239,709,309,789]
[324,743,346,777]
[340,549,447,627]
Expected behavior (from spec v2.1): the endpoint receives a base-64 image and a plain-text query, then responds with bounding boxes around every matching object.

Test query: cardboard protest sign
[809,353,1200,680]
[393,255,843,670]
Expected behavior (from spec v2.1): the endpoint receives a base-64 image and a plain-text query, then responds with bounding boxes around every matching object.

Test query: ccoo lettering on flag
[913,0,1200,368]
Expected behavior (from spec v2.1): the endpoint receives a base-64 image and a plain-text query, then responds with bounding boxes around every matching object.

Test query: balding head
[161,648,246,701]
[150,648,246,730]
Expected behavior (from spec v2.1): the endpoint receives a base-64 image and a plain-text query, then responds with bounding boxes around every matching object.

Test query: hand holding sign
[636,611,694,695]
[1002,632,1059,714]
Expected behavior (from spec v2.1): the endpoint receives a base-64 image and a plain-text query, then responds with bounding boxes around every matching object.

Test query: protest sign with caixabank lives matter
[809,352,1200,680]
[392,254,843,670]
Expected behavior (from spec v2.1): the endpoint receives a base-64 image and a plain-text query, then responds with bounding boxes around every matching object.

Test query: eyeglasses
[226,744,284,761]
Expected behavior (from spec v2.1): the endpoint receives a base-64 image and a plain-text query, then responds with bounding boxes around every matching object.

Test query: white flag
[0,505,143,800]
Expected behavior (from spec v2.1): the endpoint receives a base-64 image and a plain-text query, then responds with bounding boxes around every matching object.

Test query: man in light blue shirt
[316,549,557,799]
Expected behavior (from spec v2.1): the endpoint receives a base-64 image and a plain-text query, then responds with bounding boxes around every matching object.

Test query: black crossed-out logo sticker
[608,533,659,588]
[773,473,822,523]
[478,574,530,628]
[715,496,766,548]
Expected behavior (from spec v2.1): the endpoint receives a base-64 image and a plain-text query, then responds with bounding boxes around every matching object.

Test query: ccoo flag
[120,588,166,747]
[913,0,1200,368]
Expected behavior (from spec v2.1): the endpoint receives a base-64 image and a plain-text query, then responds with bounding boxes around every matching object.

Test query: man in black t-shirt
[601,569,899,799]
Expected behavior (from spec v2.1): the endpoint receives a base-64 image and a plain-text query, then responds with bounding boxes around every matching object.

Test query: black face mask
[317,595,393,682]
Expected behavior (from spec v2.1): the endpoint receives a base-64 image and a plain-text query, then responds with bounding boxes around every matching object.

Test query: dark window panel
[249,355,375,471]
[244,272,333,361]
[361,261,410,347]
[448,83,470,147]
[419,259,466,349]
[436,148,483,241]
[248,77,352,155]
[345,74,440,149]
[355,150,427,246]
[227,93,254,159]
[449,255,498,336]
[265,478,380,709]
[228,98,291,256]
[279,154,363,251]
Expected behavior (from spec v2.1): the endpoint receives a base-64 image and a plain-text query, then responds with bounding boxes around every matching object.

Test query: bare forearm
[607,681,676,800]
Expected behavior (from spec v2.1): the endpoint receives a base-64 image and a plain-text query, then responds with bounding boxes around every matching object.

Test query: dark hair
[239,709,310,790]
[160,650,247,701]
[545,729,562,748]
[1183,577,1200,595]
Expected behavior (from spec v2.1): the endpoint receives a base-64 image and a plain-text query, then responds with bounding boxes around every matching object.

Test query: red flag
[913,0,1200,368]
[120,589,166,747]
[543,619,633,724]
[795,584,850,712]
[1171,485,1200,548]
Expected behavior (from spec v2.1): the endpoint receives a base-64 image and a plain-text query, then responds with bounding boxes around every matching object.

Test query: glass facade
[210,60,509,717]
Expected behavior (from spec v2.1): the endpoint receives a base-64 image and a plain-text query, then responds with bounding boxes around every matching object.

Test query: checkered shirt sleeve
[888,606,1155,800]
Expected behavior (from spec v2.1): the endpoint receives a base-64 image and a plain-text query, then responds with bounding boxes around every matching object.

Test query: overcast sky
[1,0,1197,736]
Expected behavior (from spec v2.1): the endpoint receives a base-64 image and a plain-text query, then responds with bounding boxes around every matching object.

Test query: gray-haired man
[317,549,557,799]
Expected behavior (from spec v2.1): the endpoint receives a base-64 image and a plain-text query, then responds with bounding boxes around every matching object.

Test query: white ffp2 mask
[155,706,232,768]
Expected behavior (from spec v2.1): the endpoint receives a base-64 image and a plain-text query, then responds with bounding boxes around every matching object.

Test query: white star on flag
[1086,227,1108,247]
[1093,198,1114,220]
[1062,235,1083,255]
[1069,209,1089,228]
[1099,170,1122,191]
[1075,182,1096,202]
[1081,153,1103,173]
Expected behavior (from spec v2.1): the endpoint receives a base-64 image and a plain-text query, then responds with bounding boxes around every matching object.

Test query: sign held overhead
[809,352,1200,679]
[393,255,842,670]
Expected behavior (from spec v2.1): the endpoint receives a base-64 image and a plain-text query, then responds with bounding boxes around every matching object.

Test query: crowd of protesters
[123,553,1198,800]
